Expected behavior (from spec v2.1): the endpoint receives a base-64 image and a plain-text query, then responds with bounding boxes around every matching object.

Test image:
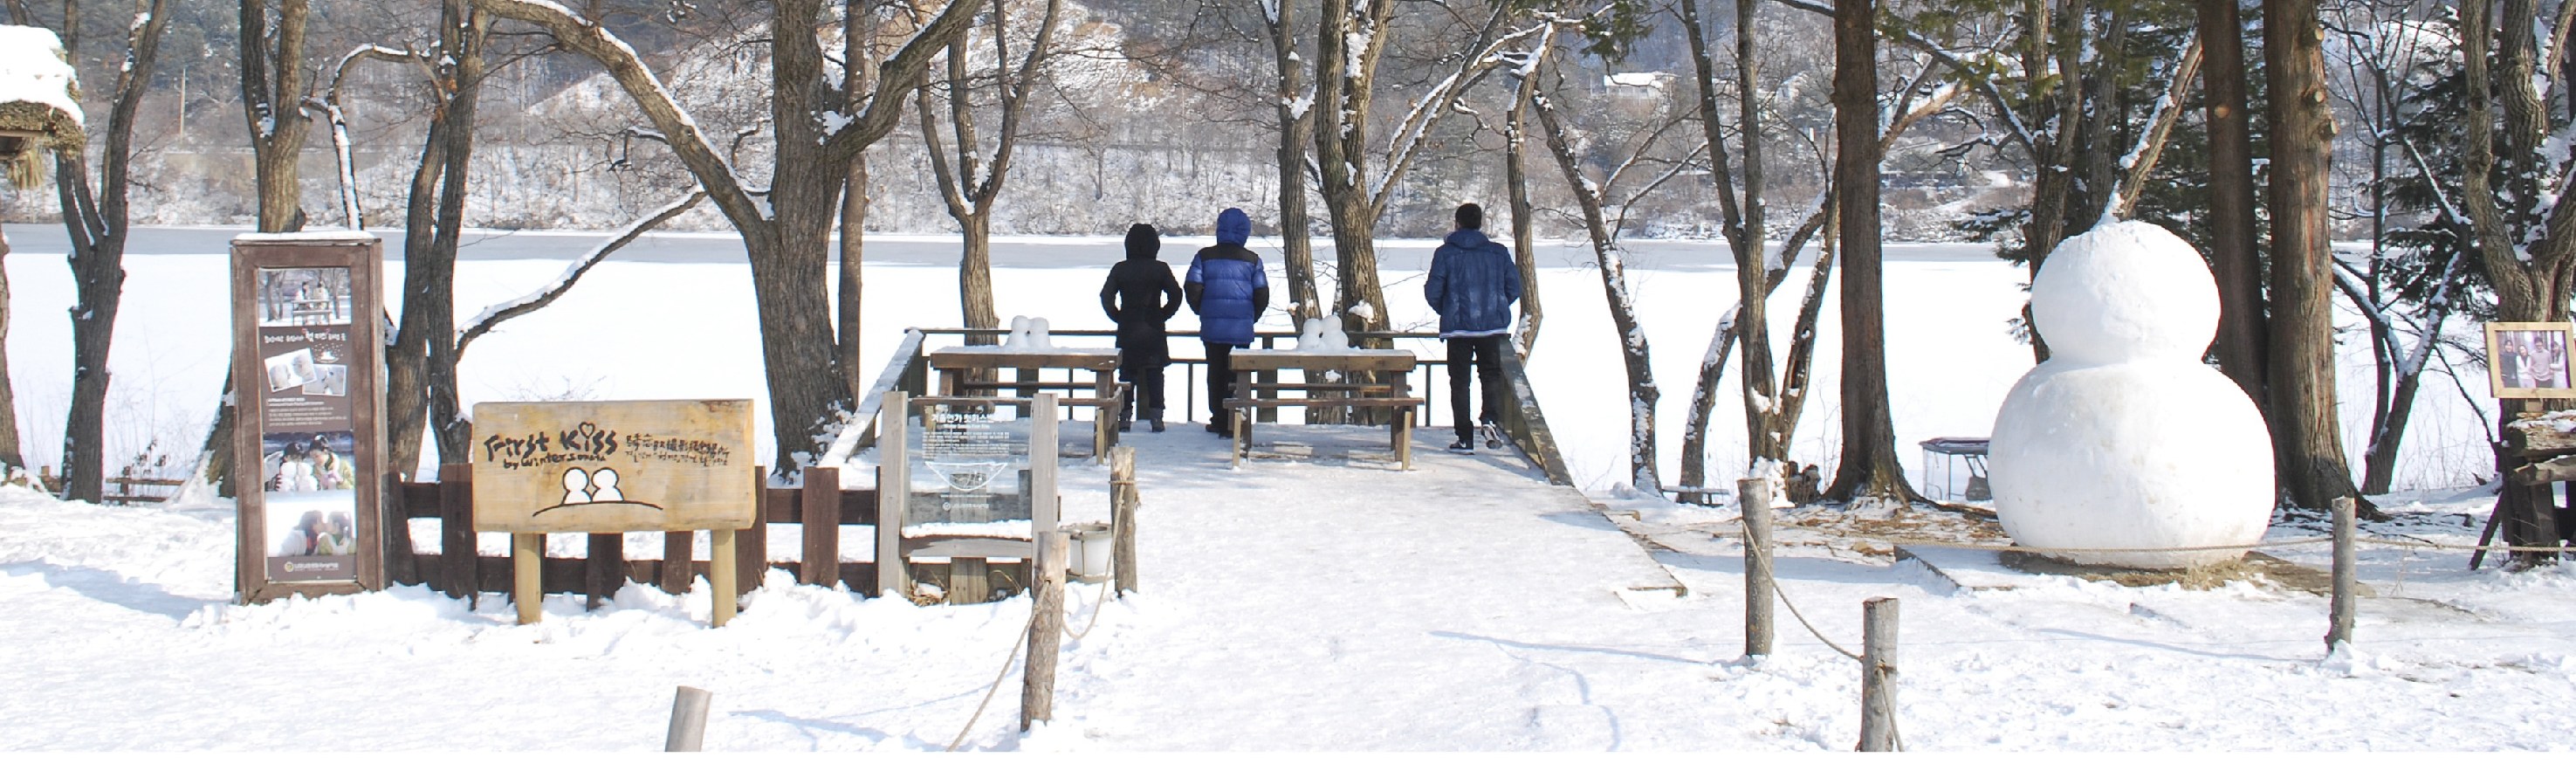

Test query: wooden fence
[386,464,1030,603]
[33,465,188,505]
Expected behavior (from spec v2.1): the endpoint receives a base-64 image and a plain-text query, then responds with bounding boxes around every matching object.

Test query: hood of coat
[1125,223,1161,260]
[1216,208,1251,246]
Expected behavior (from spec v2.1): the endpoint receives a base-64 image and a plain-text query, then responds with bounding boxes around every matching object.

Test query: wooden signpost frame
[230,233,388,604]
[2483,322,2576,569]
[874,391,1061,600]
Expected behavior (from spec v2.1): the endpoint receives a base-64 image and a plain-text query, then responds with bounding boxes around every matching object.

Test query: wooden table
[926,347,1125,459]
[1224,348,1424,470]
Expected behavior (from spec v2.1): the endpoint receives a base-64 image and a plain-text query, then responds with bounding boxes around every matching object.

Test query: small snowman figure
[1987,221,2275,568]
[1002,316,1032,350]
[1295,317,1328,350]
[1027,316,1052,349]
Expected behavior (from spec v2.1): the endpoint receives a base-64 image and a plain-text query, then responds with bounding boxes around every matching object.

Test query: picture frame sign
[2484,321,2576,399]
[231,233,387,603]
[471,400,757,533]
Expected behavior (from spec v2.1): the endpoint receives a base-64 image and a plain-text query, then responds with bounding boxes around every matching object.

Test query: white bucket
[1066,521,1114,582]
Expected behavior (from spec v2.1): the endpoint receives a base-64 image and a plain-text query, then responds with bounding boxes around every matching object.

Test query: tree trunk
[959,212,998,330]
[838,0,881,399]
[2264,0,2360,509]
[1824,0,1913,505]
[388,1,490,476]
[203,0,312,497]
[2197,0,2268,412]
[0,235,19,471]
[1530,65,1658,493]
[1266,2,1320,325]
[1313,0,1394,335]
[58,1,168,503]
[1504,90,1541,358]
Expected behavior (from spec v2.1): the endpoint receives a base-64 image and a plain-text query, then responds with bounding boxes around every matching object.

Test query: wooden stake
[664,685,712,752]
[1110,445,1138,596]
[1021,531,1068,731]
[1739,477,1775,658]
[1858,597,1899,752]
[2327,497,2357,651]
[710,528,738,628]
[876,391,910,598]
[800,465,841,587]
[512,533,543,625]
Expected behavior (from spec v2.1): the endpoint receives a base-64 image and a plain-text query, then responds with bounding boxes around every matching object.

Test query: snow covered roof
[232,231,382,244]
[0,25,83,155]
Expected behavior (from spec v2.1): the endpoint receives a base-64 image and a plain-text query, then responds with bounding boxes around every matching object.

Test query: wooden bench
[1223,396,1427,470]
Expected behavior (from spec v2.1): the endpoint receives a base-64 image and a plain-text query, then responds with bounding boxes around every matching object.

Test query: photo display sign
[2485,322,2576,399]
[471,400,757,533]
[231,234,386,602]
[917,403,1029,523]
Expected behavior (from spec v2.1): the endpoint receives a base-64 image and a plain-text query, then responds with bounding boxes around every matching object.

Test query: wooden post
[1021,531,1068,731]
[661,531,694,595]
[665,685,712,752]
[711,528,738,628]
[1858,597,1899,752]
[876,391,911,598]
[801,465,841,588]
[438,463,477,600]
[1032,395,1059,535]
[1740,477,1776,658]
[738,467,768,597]
[2327,496,2357,651]
[1110,446,1138,596]
[512,533,543,625]
[587,532,623,610]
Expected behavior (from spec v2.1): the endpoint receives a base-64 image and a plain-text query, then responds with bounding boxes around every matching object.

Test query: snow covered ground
[3,426,2570,750]
[1,229,2564,751]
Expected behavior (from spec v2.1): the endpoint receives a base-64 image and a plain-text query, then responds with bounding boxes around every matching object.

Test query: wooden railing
[867,326,1571,483]
[32,465,187,505]
[381,464,1030,601]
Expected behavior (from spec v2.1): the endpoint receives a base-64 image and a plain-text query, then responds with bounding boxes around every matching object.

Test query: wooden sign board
[471,400,757,533]
[231,233,388,604]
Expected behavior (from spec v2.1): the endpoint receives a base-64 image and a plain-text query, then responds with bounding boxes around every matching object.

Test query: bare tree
[1254,0,1323,326]
[840,1,888,397]
[917,0,1066,332]
[1527,23,1706,492]
[2458,0,2576,563]
[2266,0,2364,511]
[54,0,174,503]
[471,0,979,472]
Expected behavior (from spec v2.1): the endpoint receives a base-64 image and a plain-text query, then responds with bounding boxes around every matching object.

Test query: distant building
[1602,72,1675,99]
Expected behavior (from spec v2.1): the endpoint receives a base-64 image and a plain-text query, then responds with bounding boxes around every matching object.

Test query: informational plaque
[918,403,1027,523]
[231,233,387,602]
[471,400,757,533]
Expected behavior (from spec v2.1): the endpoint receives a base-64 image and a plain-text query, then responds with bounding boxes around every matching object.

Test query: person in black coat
[1101,223,1185,431]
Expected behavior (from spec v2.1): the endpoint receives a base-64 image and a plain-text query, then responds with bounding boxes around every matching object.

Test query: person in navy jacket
[1185,208,1270,433]
[1101,223,1185,432]
[1424,203,1521,452]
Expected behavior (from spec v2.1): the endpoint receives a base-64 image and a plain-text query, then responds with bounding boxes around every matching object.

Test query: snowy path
[1034,424,1718,750]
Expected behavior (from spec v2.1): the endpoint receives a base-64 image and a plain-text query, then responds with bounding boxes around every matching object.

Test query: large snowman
[1987,221,2275,568]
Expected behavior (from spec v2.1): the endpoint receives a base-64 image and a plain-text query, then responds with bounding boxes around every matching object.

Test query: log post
[586,532,624,610]
[801,465,841,588]
[2327,496,2357,651]
[1110,445,1138,596]
[1739,477,1775,658]
[737,467,768,597]
[661,530,693,595]
[1021,530,1068,731]
[710,527,738,628]
[512,532,543,625]
[438,463,477,599]
[664,685,712,752]
[1858,597,1899,752]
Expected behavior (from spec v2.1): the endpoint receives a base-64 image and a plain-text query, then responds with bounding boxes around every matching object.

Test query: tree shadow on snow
[2,561,223,620]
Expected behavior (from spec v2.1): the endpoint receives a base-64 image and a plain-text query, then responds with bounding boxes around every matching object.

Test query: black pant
[1204,341,1236,422]
[1117,347,1165,423]
[1446,334,1508,440]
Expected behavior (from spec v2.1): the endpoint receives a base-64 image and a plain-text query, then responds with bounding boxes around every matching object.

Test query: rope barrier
[945,610,1037,752]
[1748,538,1863,662]
[1061,576,1115,642]
[1699,520,2574,557]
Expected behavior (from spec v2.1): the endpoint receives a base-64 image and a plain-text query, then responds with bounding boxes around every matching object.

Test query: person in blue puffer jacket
[1185,208,1270,433]
[1424,203,1521,452]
